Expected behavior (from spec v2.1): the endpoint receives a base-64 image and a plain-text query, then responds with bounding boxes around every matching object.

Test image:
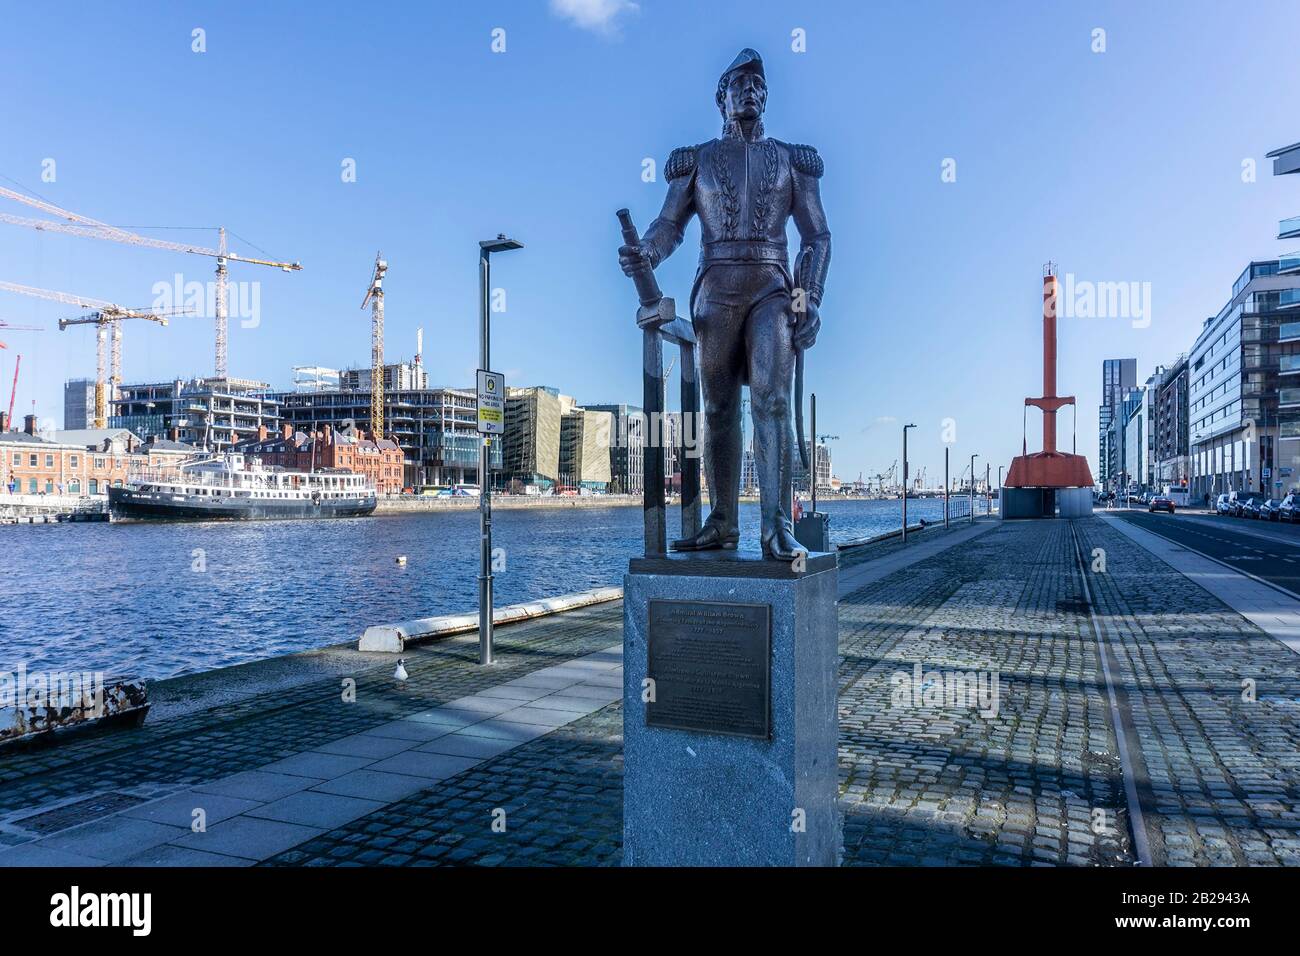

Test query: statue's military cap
[787,143,824,178]
[665,145,697,182]
[716,48,765,113]
[721,48,764,84]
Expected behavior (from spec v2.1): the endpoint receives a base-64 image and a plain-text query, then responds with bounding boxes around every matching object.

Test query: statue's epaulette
[788,143,824,178]
[665,145,698,182]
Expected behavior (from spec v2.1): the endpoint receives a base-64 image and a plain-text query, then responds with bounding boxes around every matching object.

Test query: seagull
[394,659,409,681]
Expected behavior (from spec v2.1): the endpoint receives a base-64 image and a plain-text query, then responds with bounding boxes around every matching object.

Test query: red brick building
[1,417,196,496]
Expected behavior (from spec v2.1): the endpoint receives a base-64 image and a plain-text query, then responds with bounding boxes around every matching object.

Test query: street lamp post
[477,235,523,666]
[986,462,991,517]
[970,454,978,525]
[998,464,1004,518]
[902,423,916,542]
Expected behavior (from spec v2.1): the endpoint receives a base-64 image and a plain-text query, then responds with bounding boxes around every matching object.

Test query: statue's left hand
[793,301,820,350]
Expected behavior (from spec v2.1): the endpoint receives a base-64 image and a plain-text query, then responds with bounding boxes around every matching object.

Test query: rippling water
[1,496,986,680]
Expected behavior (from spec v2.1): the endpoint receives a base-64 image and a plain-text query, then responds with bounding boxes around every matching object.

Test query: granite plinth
[622,549,840,866]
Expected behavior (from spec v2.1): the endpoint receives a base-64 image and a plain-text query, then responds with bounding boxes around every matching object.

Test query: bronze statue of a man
[619,48,831,560]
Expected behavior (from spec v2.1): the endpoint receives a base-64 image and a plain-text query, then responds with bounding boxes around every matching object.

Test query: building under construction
[111,377,282,448]
[274,380,495,489]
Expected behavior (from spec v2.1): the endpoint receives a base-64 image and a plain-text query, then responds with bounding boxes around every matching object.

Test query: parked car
[1237,496,1262,519]
[1215,493,1235,515]
[1148,495,1175,514]
[1260,498,1285,521]
[1280,494,1300,522]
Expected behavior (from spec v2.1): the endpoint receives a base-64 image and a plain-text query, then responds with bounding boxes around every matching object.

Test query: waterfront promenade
[2,514,1298,866]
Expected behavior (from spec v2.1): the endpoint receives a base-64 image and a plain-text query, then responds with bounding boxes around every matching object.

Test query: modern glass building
[586,403,645,496]
[1189,260,1300,499]
[1099,358,1136,489]
[63,379,96,430]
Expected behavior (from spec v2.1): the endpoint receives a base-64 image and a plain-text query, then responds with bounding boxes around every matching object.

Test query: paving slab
[527,693,609,714]
[441,695,523,716]
[124,791,262,829]
[0,843,108,867]
[120,845,255,867]
[494,705,579,727]
[311,769,437,803]
[313,732,421,759]
[456,719,554,743]
[40,816,187,863]
[246,791,386,829]
[365,717,463,740]
[366,751,484,780]
[260,752,376,779]
[413,734,521,760]
[172,815,324,861]
[195,770,325,802]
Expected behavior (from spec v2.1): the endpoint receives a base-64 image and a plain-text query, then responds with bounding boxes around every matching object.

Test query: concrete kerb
[358,586,624,652]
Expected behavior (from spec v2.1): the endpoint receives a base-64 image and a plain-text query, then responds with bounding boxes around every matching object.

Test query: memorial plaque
[646,600,771,738]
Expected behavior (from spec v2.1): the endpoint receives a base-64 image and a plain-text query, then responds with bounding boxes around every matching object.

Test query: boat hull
[108,487,377,521]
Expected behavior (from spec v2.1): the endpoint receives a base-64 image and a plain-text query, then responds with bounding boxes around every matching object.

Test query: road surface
[1111,507,1300,596]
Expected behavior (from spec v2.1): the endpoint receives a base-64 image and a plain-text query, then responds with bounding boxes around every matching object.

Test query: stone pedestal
[622,550,840,866]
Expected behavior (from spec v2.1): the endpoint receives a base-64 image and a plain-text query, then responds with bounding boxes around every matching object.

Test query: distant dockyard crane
[0,280,179,427]
[0,184,302,379]
[360,253,388,440]
[874,460,897,496]
[0,317,41,350]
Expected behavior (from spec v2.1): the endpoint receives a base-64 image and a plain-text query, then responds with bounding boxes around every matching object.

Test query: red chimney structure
[1004,264,1093,515]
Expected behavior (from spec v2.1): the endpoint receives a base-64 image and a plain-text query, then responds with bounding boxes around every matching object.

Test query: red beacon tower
[1003,263,1094,518]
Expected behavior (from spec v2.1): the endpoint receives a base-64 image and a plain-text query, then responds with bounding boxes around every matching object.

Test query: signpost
[477,369,504,435]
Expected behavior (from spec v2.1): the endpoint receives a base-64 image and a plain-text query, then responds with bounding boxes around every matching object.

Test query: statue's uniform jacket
[639,132,831,542]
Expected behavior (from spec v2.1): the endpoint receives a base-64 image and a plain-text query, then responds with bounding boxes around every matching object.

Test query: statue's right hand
[619,243,650,277]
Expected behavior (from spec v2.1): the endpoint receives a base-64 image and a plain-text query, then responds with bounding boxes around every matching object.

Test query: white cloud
[549,0,639,37]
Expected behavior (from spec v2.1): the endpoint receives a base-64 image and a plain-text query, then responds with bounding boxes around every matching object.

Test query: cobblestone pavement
[0,602,622,832]
[6,516,1298,866]
[1076,520,1300,866]
[837,519,1134,866]
[265,702,625,867]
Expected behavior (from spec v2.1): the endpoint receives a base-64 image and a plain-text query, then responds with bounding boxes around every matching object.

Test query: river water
[2,496,986,680]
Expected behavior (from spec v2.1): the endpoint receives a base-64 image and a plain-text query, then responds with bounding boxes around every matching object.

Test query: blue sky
[1,0,1298,485]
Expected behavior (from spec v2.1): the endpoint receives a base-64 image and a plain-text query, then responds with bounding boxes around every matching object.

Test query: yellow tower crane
[0,184,301,379]
[0,280,181,428]
[361,253,388,440]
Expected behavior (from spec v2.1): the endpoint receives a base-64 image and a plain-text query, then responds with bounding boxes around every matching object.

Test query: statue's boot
[761,518,804,562]
[671,520,739,552]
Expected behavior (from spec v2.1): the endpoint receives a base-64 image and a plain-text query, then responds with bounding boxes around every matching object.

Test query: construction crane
[0,280,179,428]
[6,354,19,430]
[0,184,302,379]
[360,253,388,440]
[58,312,174,428]
[1,318,41,350]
